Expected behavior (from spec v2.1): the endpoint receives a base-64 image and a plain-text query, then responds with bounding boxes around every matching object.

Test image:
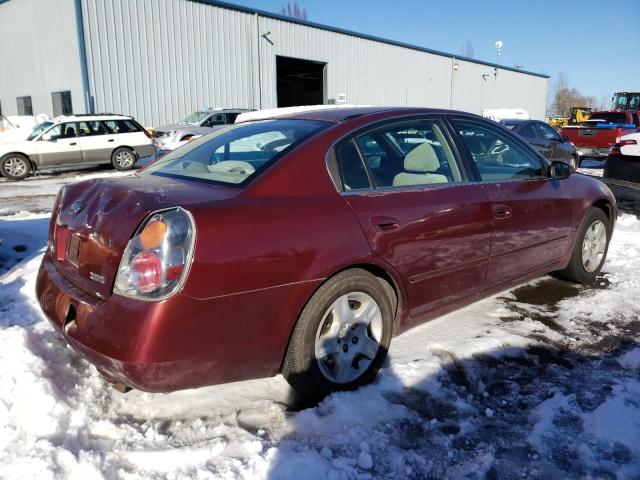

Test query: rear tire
[556,207,610,284]
[282,269,394,400]
[111,147,137,171]
[0,153,31,180]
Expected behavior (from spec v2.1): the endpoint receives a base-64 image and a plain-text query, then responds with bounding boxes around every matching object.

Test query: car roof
[500,119,531,125]
[239,106,477,124]
[204,108,255,113]
[52,114,134,123]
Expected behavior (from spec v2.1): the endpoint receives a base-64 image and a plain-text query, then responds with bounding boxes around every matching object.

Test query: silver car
[151,108,253,150]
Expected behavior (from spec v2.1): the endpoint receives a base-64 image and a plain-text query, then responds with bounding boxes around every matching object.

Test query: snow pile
[1,208,640,479]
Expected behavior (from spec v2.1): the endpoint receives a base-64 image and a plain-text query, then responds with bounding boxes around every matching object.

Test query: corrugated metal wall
[0,0,84,118]
[80,0,548,126]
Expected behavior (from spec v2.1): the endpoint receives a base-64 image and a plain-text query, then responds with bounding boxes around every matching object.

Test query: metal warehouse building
[0,0,549,127]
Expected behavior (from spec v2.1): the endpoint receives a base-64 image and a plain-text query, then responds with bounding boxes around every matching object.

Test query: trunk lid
[53,173,239,300]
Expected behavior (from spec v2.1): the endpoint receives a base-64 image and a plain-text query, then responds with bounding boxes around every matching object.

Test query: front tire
[557,207,610,284]
[1,154,31,180]
[111,147,137,171]
[282,269,394,400]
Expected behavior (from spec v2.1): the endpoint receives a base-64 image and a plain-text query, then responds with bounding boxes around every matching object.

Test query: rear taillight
[114,207,195,300]
[55,226,69,262]
[621,139,638,146]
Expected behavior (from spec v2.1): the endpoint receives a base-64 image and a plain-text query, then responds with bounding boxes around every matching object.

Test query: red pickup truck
[561,110,640,161]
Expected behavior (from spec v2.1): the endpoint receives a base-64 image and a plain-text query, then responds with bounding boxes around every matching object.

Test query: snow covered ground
[1,166,639,479]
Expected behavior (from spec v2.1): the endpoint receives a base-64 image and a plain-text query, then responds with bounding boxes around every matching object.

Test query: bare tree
[549,72,598,117]
[459,40,474,59]
[280,1,308,20]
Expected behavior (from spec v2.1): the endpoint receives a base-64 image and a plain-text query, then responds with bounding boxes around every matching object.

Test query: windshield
[588,113,628,125]
[26,121,54,140]
[180,111,211,125]
[613,93,640,110]
[143,119,329,186]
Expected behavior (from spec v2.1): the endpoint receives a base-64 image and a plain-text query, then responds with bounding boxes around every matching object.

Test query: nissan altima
[36,107,616,399]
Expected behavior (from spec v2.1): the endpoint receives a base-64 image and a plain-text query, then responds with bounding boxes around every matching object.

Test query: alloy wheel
[3,156,28,177]
[114,150,134,169]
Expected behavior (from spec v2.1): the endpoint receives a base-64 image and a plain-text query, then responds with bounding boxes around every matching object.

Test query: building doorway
[276,56,325,107]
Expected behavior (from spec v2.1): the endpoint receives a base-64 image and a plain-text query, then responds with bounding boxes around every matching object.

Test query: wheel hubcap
[314,292,383,384]
[4,157,27,177]
[115,151,134,168]
[581,220,607,273]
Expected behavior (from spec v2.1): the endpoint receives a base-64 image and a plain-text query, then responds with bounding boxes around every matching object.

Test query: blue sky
[229,0,640,104]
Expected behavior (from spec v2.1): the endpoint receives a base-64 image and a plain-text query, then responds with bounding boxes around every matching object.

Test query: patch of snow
[618,348,640,370]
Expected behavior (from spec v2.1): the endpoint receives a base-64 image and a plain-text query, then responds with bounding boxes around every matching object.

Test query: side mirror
[550,160,571,179]
[41,133,54,142]
[561,135,570,142]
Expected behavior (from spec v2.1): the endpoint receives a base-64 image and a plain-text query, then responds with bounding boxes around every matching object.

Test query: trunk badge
[89,272,106,284]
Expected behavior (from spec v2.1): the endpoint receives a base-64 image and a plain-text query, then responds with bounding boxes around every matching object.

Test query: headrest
[404,143,440,172]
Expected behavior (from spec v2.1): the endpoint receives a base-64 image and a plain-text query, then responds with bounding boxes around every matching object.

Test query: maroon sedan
[36,107,616,399]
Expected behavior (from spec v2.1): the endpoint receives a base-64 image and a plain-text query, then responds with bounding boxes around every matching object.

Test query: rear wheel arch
[280,261,406,371]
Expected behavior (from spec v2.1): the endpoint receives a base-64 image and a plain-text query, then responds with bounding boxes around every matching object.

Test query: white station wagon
[0,114,155,180]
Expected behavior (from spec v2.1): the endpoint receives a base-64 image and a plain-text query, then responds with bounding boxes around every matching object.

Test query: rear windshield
[143,119,329,186]
[587,113,628,124]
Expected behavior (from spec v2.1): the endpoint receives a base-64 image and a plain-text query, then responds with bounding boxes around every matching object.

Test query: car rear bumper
[35,252,313,392]
[577,147,610,158]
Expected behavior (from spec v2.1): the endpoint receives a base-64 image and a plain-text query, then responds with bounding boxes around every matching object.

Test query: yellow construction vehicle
[547,107,592,129]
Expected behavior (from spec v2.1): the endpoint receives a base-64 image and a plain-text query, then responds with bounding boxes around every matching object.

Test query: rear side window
[78,121,110,136]
[104,119,141,134]
[451,118,545,181]
[335,140,370,191]
[351,120,462,188]
[144,119,328,186]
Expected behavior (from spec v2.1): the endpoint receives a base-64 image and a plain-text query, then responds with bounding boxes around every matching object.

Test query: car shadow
[265,338,640,480]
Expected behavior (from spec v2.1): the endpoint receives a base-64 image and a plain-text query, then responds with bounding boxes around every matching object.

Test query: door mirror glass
[550,160,571,179]
[41,132,53,141]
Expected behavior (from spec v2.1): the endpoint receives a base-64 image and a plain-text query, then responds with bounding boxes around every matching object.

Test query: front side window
[144,119,328,186]
[52,91,73,116]
[349,120,463,188]
[181,111,210,125]
[43,122,77,141]
[27,121,54,140]
[451,118,545,181]
[202,113,226,127]
[17,96,33,116]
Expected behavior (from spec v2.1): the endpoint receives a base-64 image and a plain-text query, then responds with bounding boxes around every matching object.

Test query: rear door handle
[493,204,512,220]
[370,216,400,231]
[69,142,77,146]
[108,139,114,142]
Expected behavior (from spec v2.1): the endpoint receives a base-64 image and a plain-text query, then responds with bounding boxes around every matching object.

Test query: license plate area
[580,129,596,137]
[66,234,81,268]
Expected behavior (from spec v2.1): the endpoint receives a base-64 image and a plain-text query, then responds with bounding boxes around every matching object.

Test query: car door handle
[108,139,114,142]
[371,216,400,231]
[492,204,512,220]
[69,142,77,146]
